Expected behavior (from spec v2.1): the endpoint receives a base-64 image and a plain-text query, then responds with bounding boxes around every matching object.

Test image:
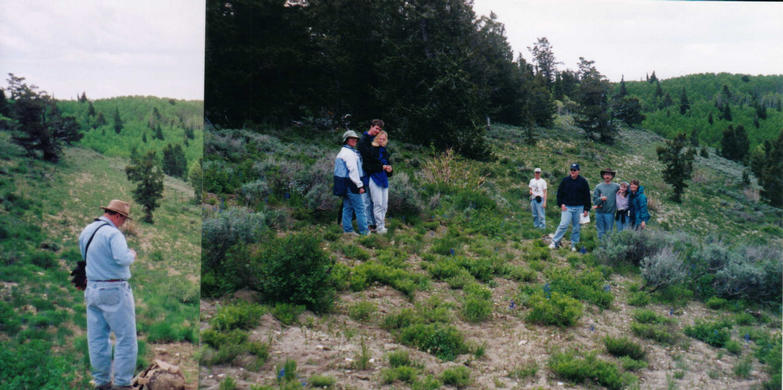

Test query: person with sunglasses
[549,163,591,251]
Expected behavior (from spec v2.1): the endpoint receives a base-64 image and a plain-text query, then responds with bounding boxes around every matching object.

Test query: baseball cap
[570,163,580,171]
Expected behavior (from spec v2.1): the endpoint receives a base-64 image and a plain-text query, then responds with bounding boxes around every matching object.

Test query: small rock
[557,382,564,386]
[217,374,224,378]
[345,357,354,362]
[518,340,527,346]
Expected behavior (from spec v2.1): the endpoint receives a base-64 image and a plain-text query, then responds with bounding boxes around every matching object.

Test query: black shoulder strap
[83,218,111,261]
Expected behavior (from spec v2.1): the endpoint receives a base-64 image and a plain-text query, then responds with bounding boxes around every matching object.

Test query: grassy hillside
[618,73,783,148]
[0,130,201,386]
[58,96,203,164]
[199,117,781,389]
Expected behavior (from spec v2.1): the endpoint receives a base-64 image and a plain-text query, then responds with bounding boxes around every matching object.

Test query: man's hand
[640,221,646,229]
[129,249,137,258]
[561,205,567,211]
[542,202,546,208]
[384,165,392,173]
[583,211,588,217]
[359,187,365,194]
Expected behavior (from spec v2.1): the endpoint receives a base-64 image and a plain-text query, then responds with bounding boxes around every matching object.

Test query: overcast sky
[472,0,783,82]
[0,1,204,100]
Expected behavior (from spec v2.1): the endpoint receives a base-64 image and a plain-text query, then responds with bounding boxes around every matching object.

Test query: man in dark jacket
[358,119,384,230]
[549,163,591,251]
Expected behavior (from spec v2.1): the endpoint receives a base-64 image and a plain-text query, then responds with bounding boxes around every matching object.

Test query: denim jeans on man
[615,216,628,232]
[342,191,369,235]
[86,281,137,387]
[595,212,614,239]
[362,190,375,227]
[530,199,546,229]
[552,205,583,247]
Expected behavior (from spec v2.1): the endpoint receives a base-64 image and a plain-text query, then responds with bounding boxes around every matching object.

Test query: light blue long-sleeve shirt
[79,216,135,281]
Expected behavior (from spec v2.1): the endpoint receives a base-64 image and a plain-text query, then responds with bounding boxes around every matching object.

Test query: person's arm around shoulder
[108,228,135,266]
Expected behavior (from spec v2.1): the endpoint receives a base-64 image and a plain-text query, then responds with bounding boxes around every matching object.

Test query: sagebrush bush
[713,246,782,302]
[595,229,668,266]
[525,292,583,327]
[250,233,336,313]
[388,172,424,217]
[641,247,687,292]
[399,323,469,361]
[239,179,271,207]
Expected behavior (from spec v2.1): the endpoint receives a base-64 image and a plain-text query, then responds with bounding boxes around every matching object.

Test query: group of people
[529,163,649,251]
[333,119,393,235]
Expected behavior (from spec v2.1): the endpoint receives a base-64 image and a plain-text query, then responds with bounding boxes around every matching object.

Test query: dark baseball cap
[570,163,580,171]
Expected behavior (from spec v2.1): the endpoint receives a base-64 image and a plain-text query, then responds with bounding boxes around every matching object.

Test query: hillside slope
[198,117,782,389]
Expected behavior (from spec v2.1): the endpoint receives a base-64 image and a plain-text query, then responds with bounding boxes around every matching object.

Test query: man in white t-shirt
[529,167,548,229]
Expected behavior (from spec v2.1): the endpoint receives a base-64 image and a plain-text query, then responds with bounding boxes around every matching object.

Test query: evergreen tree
[575,57,614,143]
[662,92,673,108]
[617,75,628,98]
[720,103,732,121]
[679,87,690,114]
[162,143,187,178]
[612,96,645,127]
[755,101,767,120]
[553,69,578,100]
[87,101,96,117]
[720,124,749,162]
[0,88,8,117]
[112,106,123,134]
[649,71,658,84]
[657,133,695,203]
[184,126,195,139]
[125,151,164,223]
[689,128,700,146]
[750,130,783,206]
[142,132,147,143]
[5,73,82,162]
[96,111,107,127]
[527,37,558,89]
[154,124,164,140]
[708,112,714,125]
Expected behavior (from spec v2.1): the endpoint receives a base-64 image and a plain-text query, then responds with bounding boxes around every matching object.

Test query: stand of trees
[657,133,696,203]
[1,74,83,162]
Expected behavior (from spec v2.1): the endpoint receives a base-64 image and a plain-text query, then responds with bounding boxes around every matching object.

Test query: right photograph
[199,1,783,389]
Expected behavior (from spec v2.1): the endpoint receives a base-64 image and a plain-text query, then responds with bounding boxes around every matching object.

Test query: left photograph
[0,2,204,389]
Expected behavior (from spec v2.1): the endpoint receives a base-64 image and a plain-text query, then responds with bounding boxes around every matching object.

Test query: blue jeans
[363,190,375,227]
[595,212,614,239]
[342,191,369,235]
[530,199,546,229]
[85,281,137,386]
[552,205,583,247]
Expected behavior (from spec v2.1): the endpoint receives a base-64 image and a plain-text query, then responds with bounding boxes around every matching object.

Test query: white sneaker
[377,227,388,234]
[548,242,558,249]
[571,246,577,252]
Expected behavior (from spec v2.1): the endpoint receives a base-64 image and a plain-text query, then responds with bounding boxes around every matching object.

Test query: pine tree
[125,151,164,223]
[527,37,559,89]
[662,92,673,108]
[750,130,783,206]
[708,112,714,125]
[113,106,123,134]
[657,133,696,203]
[78,91,88,103]
[654,80,663,99]
[575,57,614,142]
[96,111,107,127]
[649,71,658,84]
[162,143,187,178]
[0,88,9,117]
[617,75,627,98]
[720,124,749,162]
[154,124,164,140]
[87,101,96,117]
[187,158,203,204]
[679,87,690,115]
[142,132,147,143]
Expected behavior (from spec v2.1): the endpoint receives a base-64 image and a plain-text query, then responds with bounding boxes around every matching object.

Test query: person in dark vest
[79,200,137,390]
[549,163,591,251]
[358,119,384,230]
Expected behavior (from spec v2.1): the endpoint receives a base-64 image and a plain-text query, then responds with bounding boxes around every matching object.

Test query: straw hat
[100,199,132,219]
[600,168,616,178]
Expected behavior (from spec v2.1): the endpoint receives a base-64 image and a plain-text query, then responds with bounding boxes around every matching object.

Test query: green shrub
[351,261,429,298]
[461,295,492,323]
[619,356,648,371]
[399,324,469,361]
[632,309,673,324]
[382,366,418,384]
[526,292,583,327]
[219,376,237,390]
[705,296,728,309]
[546,267,613,309]
[201,329,248,349]
[348,301,377,322]
[548,349,635,390]
[684,320,732,348]
[733,356,753,378]
[211,301,267,331]
[251,233,336,312]
[440,366,471,387]
[631,322,675,344]
[733,312,755,326]
[604,336,646,360]
[388,172,424,217]
[0,339,78,388]
[627,291,650,307]
[387,350,412,368]
[340,244,370,261]
[309,374,336,388]
[508,265,536,282]
[271,303,306,325]
[412,375,442,390]
[726,339,742,355]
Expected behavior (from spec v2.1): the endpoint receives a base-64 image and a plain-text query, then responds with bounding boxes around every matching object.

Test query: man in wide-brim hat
[593,168,620,240]
[79,199,138,390]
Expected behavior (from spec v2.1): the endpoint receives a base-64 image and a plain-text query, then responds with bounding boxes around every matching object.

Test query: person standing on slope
[592,168,620,239]
[358,119,384,231]
[529,167,548,230]
[550,163,591,251]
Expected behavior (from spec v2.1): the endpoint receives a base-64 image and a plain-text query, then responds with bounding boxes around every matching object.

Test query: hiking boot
[376,227,388,234]
[570,245,577,252]
[548,242,558,250]
[95,384,112,390]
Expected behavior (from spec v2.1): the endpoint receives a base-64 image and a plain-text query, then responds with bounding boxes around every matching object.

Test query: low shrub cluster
[629,309,676,344]
[200,326,269,368]
[460,283,493,322]
[440,365,471,388]
[595,230,669,266]
[604,335,646,361]
[425,255,506,284]
[350,261,429,298]
[683,319,732,348]
[548,349,637,390]
[525,291,583,327]
[546,267,614,309]
[383,299,470,361]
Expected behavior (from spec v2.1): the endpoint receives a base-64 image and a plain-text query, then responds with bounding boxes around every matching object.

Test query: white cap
[534,168,542,173]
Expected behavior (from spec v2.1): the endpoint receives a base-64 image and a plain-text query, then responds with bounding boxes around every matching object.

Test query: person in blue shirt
[628,179,650,230]
[79,200,137,390]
